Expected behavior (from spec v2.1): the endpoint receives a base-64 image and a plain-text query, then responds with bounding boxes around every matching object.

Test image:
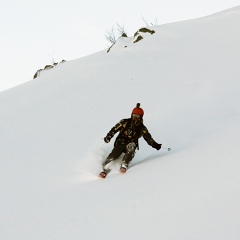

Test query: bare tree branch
[116,23,127,37]
[105,26,117,44]
[141,15,149,27]
[141,15,158,26]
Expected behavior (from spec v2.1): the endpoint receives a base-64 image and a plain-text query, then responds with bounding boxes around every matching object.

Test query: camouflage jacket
[106,118,159,149]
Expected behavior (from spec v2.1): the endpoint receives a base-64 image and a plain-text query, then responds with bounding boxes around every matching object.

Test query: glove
[104,135,112,143]
[153,142,162,150]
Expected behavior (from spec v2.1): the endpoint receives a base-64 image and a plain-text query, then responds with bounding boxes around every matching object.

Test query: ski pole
[162,147,171,151]
[98,141,106,150]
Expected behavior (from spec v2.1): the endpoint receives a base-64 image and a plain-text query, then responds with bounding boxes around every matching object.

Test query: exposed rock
[33,69,43,79]
[139,28,155,34]
[134,31,139,38]
[107,43,115,53]
[133,35,143,43]
[106,27,155,52]
[44,65,54,70]
[33,60,66,79]
[133,27,155,44]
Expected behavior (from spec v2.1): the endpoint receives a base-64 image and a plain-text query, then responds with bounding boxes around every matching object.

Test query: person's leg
[121,142,136,170]
[102,144,125,171]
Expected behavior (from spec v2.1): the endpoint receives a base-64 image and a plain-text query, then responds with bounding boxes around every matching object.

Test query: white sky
[0,0,239,92]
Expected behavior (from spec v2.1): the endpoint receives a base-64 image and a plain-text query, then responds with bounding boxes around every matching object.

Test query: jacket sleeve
[106,119,126,138]
[141,126,160,149]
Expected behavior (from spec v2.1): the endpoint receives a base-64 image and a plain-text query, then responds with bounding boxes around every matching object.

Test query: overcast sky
[0,0,239,92]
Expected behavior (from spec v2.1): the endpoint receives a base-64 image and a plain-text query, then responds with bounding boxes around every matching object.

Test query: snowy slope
[0,6,240,240]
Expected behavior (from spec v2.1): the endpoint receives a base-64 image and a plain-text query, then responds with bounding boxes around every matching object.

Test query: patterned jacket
[106,118,159,149]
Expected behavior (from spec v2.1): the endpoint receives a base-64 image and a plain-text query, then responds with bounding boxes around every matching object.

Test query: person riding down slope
[100,103,162,178]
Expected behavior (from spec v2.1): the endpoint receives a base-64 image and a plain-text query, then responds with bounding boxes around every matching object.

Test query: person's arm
[104,119,126,143]
[142,127,162,150]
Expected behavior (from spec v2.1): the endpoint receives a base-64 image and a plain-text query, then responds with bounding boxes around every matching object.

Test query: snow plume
[1,6,240,240]
[71,141,128,183]
[71,151,102,183]
[70,142,108,183]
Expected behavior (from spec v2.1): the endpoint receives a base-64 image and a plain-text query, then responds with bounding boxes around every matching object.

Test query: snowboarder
[99,103,162,178]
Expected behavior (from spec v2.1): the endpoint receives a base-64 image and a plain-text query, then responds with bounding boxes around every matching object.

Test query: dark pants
[102,142,136,170]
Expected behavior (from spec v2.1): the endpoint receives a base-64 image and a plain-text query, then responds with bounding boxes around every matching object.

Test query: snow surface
[1,6,240,240]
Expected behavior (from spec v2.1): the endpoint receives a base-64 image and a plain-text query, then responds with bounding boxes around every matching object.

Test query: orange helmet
[132,103,144,117]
